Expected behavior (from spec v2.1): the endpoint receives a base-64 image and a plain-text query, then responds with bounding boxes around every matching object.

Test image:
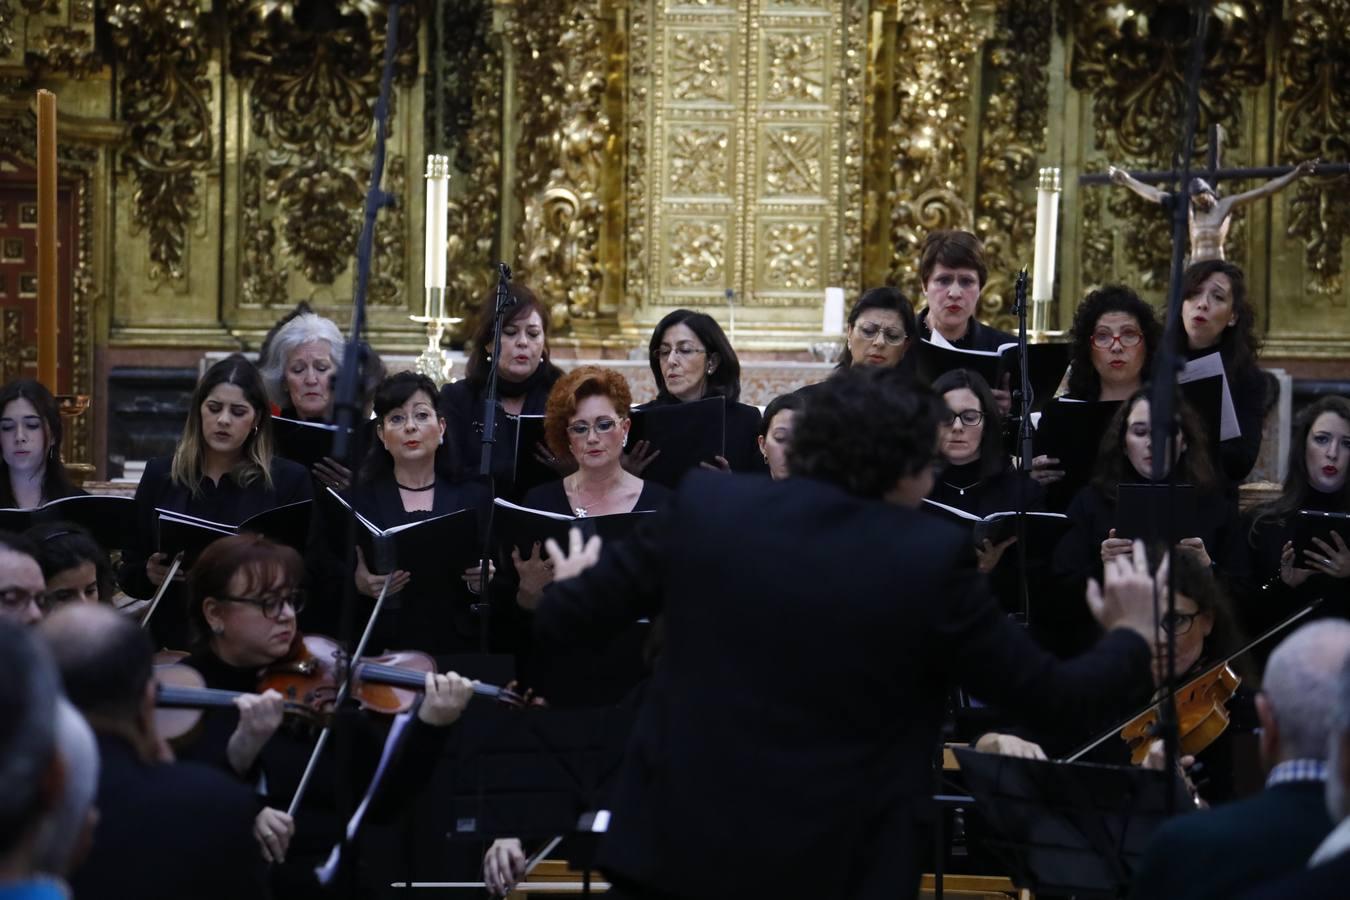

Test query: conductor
[537,367,1165,900]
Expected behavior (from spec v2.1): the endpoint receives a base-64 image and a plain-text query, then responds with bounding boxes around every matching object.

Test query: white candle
[1031,167,1061,305]
[823,287,846,336]
[424,155,450,315]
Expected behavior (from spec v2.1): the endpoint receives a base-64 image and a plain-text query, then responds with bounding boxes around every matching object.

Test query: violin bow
[1062,598,1323,763]
[139,551,185,630]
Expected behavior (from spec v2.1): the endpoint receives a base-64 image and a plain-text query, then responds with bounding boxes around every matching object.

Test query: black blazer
[1236,841,1350,899]
[118,455,312,648]
[438,371,561,491]
[70,733,268,900]
[1131,780,1333,900]
[537,472,1152,899]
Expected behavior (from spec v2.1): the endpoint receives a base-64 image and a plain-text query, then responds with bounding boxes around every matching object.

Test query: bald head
[40,604,154,724]
[1262,621,1350,762]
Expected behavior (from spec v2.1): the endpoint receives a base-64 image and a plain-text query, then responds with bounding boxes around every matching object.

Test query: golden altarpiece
[3,0,1347,476]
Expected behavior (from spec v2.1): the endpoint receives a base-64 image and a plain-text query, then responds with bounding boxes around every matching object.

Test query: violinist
[1243,396,1350,639]
[117,355,312,649]
[309,372,495,655]
[39,603,269,900]
[178,533,474,897]
[0,378,84,510]
[1129,621,1350,900]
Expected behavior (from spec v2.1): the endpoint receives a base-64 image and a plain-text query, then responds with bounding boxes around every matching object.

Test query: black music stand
[953,748,1192,898]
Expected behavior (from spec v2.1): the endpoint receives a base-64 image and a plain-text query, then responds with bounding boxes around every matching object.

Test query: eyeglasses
[218,590,306,619]
[1159,610,1200,636]
[566,417,624,438]
[1091,329,1143,349]
[0,588,51,613]
[943,409,985,427]
[854,322,907,345]
[654,344,707,361]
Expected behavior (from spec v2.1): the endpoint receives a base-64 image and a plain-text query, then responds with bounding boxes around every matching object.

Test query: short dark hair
[789,367,945,499]
[26,522,115,605]
[931,369,1005,480]
[838,287,917,370]
[0,620,59,855]
[919,230,988,289]
[362,372,458,483]
[1091,386,1219,499]
[1067,285,1163,400]
[0,379,78,508]
[648,310,743,403]
[41,604,154,722]
[463,283,563,390]
[187,534,305,647]
[758,392,804,439]
[1179,260,1261,375]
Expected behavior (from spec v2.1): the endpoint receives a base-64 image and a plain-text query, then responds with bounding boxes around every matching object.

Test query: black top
[438,368,562,490]
[537,471,1152,899]
[642,394,768,476]
[928,460,1045,518]
[1185,343,1268,487]
[1235,838,1350,900]
[306,474,496,656]
[521,478,672,518]
[118,455,313,649]
[898,308,1017,381]
[70,732,268,900]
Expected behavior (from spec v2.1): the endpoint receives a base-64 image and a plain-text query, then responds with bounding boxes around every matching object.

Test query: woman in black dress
[0,378,84,510]
[118,355,311,648]
[627,309,766,478]
[438,284,564,494]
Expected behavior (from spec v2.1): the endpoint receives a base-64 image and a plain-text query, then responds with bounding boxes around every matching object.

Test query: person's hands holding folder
[1306,532,1350,579]
[354,546,410,598]
[532,441,578,478]
[312,456,353,493]
[461,561,495,595]
[1027,454,1064,486]
[146,552,184,587]
[1280,540,1315,588]
[621,439,661,476]
[1100,528,1133,564]
[975,536,1017,574]
[1176,537,1211,569]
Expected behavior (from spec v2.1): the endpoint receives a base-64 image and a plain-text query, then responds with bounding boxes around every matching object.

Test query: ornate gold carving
[667,125,731,196]
[509,5,610,327]
[624,0,652,310]
[763,126,823,196]
[240,152,288,307]
[369,153,406,306]
[666,220,726,289]
[762,221,819,289]
[108,0,213,282]
[1080,170,1113,288]
[1280,0,1350,296]
[974,0,1051,324]
[763,30,826,105]
[0,2,16,61]
[669,30,734,104]
[838,0,865,292]
[886,1,983,287]
[0,0,99,79]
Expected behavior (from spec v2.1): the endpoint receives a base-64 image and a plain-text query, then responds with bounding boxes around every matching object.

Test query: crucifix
[1080,124,1348,263]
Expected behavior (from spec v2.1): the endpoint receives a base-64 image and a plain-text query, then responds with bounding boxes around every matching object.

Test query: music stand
[953,748,1192,898]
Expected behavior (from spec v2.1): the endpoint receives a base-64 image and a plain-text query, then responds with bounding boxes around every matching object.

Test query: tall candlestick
[36,90,59,390]
[424,154,450,319]
[1031,167,1061,333]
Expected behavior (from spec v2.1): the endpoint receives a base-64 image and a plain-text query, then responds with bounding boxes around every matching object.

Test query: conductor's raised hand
[543,527,602,582]
[1087,539,1159,642]
[512,542,554,611]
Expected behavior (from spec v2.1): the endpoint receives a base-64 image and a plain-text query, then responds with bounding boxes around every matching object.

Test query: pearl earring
[212,624,224,635]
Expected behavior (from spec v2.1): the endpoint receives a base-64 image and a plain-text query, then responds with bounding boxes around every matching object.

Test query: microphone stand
[474,262,518,653]
[323,1,403,893]
[1011,268,1033,625]
[1148,0,1211,816]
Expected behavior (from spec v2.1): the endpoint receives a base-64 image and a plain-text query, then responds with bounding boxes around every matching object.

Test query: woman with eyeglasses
[928,369,1044,577]
[1029,286,1163,497]
[1048,387,1247,657]
[308,372,495,656]
[177,533,475,897]
[627,310,765,477]
[0,378,85,511]
[118,355,312,650]
[796,287,917,403]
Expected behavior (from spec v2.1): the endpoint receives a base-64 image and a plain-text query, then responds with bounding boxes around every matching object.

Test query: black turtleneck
[928,459,1044,518]
[437,364,563,490]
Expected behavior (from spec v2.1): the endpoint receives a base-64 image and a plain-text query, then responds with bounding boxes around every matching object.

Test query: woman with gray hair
[257,310,345,422]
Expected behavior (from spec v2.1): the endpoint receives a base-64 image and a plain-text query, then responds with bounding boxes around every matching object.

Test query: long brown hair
[1249,395,1350,535]
[171,356,275,495]
[0,378,78,507]
[1091,386,1219,500]
[462,283,563,390]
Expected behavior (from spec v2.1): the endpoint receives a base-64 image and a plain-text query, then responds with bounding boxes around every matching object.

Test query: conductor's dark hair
[0,620,59,855]
[1067,285,1163,401]
[758,392,804,439]
[1091,386,1219,499]
[26,522,115,605]
[789,367,944,499]
[1179,260,1262,376]
[931,368,1005,481]
[838,287,917,371]
[187,533,305,647]
[362,372,458,483]
[41,603,154,722]
[648,309,743,403]
[0,378,78,508]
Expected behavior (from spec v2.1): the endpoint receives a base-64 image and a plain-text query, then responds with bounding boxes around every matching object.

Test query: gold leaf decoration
[240,152,288,307]
[763,221,820,289]
[667,220,726,288]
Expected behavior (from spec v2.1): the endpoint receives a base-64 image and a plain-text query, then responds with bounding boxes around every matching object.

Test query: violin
[1118,662,1240,766]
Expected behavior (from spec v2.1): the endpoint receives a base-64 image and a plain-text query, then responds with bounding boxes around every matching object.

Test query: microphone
[496,263,517,310]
